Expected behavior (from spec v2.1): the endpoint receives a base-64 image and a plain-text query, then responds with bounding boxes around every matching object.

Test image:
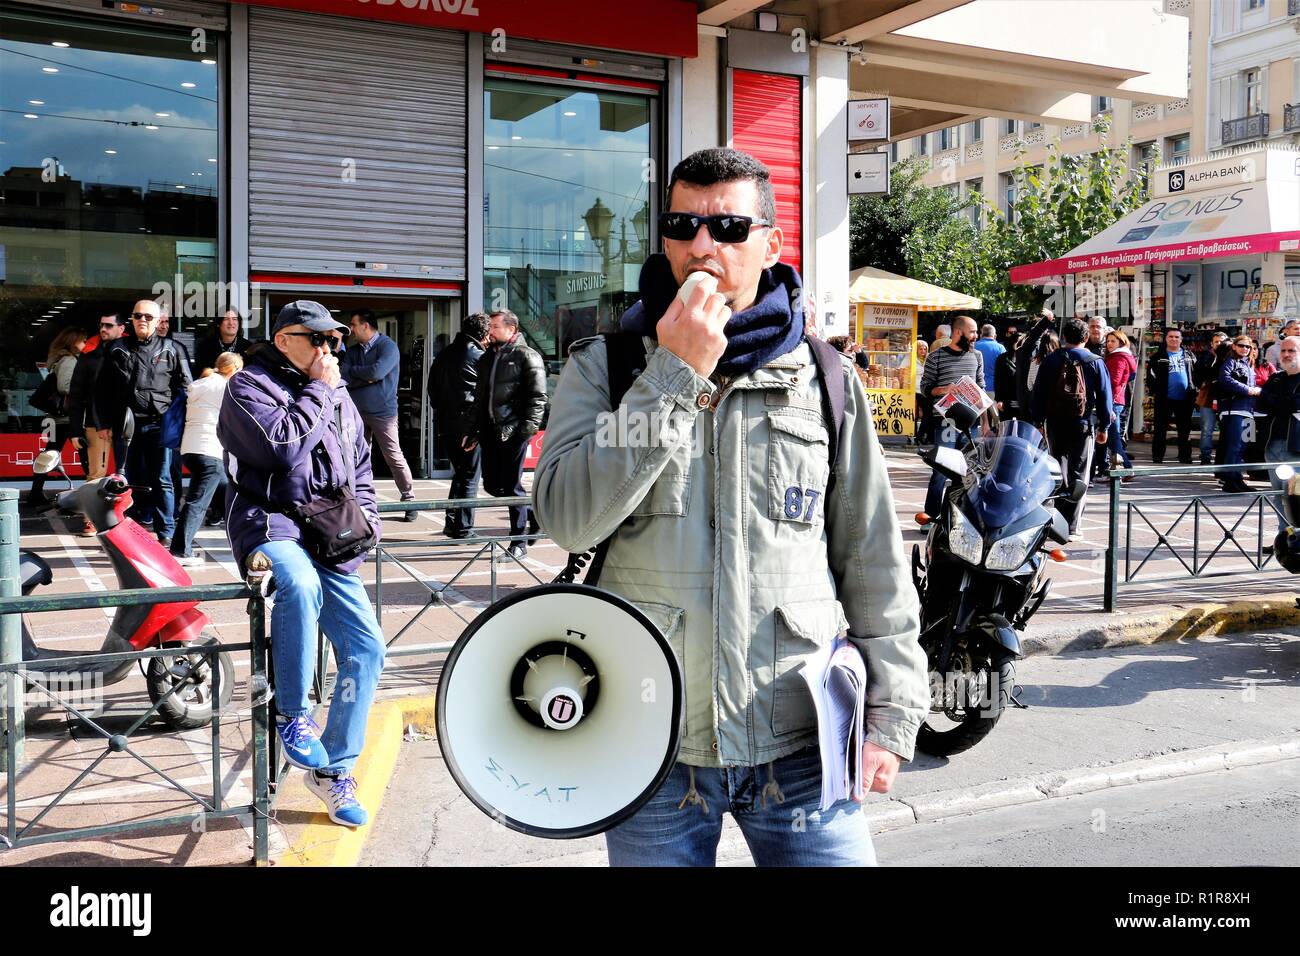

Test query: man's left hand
[1096,430,1108,445]
[856,741,902,798]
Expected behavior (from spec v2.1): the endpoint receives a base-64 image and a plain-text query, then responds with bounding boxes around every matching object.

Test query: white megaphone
[436,583,683,839]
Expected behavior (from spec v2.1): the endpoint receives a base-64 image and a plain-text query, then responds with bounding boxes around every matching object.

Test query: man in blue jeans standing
[917,314,985,526]
[536,148,928,866]
[219,300,385,828]
[93,298,192,546]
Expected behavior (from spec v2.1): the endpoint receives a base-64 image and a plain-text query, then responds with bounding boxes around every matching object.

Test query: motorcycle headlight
[985,526,1041,571]
[948,502,983,566]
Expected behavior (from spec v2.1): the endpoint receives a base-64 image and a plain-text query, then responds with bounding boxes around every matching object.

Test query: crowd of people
[912,308,1300,537]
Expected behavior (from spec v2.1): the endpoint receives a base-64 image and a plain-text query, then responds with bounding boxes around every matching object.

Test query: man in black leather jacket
[93,298,192,544]
[470,309,548,556]
[429,312,489,538]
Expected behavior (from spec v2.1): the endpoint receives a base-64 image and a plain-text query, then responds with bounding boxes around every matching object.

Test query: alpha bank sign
[1163,159,1257,196]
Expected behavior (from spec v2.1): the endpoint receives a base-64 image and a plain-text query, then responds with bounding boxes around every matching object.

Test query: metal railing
[1221,113,1269,147]
[0,491,541,861]
[1285,103,1300,134]
[372,495,543,657]
[1103,460,1300,611]
[0,581,270,861]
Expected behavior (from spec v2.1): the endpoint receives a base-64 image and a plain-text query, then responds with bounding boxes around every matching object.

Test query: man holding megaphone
[535,148,928,866]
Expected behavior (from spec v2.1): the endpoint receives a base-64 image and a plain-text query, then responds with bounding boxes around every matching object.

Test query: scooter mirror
[926,444,968,484]
[33,449,62,475]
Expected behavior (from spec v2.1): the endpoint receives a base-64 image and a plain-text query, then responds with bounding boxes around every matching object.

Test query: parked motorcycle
[911,405,1085,756]
[17,451,234,729]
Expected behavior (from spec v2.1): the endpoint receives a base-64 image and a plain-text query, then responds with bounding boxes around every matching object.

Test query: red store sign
[229,0,698,58]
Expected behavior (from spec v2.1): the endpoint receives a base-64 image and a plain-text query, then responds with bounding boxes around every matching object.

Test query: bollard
[0,489,23,772]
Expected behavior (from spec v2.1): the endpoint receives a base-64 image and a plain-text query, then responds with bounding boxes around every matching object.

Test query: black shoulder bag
[241,402,378,566]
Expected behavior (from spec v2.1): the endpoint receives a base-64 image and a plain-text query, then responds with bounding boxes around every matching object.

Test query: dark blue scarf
[620,254,805,376]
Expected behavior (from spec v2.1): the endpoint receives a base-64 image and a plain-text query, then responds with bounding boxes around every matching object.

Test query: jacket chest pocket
[630,427,695,518]
[766,412,830,525]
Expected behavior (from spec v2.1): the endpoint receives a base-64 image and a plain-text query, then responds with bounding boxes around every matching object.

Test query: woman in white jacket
[171,352,242,566]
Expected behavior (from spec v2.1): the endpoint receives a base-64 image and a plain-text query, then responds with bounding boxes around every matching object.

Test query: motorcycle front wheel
[146,635,236,730]
[915,656,1016,757]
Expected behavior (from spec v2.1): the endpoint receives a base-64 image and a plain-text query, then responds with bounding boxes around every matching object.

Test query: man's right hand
[656,279,731,379]
[462,435,478,452]
[309,353,341,388]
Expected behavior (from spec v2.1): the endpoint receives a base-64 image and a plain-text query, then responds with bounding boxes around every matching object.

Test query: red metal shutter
[730,70,802,275]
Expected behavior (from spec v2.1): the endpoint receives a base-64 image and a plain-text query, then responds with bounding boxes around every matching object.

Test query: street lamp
[582,197,614,255]
[631,202,649,260]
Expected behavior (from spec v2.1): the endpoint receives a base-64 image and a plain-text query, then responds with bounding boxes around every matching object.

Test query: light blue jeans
[1266,439,1291,535]
[255,540,386,775]
[1199,405,1217,464]
[604,746,878,867]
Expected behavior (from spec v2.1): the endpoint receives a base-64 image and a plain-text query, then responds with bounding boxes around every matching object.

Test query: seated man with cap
[218,300,386,828]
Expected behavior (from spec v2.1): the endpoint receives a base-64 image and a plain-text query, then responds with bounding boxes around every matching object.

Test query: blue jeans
[1266,439,1290,534]
[123,420,174,538]
[924,421,963,518]
[1220,413,1250,485]
[605,747,878,867]
[171,454,226,558]
[1106,403,1133,470]
[254,540,386,775]
[1199,405,1217,463]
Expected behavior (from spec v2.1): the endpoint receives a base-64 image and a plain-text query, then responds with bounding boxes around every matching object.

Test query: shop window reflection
[483,77,654,371]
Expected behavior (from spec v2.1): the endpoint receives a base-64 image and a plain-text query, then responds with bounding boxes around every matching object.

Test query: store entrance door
[255,293,459,478]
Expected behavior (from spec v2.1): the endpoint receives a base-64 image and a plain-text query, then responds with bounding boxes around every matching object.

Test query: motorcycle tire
[147,635,236,730]
[915,657,1016,758]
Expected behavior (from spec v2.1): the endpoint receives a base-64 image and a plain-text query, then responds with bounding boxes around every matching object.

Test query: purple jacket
[218,342,380,575]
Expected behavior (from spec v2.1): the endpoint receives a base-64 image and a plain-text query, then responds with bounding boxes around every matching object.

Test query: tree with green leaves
[886,119,1152,314]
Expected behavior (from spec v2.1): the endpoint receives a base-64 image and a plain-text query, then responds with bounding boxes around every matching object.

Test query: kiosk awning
[849,266,981,311]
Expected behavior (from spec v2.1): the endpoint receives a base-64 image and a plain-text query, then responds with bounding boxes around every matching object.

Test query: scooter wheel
[147,635,236,730]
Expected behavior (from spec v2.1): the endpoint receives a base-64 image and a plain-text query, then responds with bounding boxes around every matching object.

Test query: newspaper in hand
[800,636,869,811]
[933,374,992,417]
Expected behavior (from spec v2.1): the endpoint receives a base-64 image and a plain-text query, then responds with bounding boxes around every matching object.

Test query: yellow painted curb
[273,694,437,868]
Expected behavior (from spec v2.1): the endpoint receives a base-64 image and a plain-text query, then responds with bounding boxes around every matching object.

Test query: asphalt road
[873,758,1300,867]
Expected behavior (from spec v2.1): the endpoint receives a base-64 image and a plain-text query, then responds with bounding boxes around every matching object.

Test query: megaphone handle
[552,539,612,587]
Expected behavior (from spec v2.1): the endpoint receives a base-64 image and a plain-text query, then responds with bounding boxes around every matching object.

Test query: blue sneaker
[306,772,368,828]
[276,715,329,770]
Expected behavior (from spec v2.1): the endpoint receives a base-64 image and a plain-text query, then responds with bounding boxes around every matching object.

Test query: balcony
[1221,113,1269,146]
[1290,0,1299,17]
[1286,104,1300,134]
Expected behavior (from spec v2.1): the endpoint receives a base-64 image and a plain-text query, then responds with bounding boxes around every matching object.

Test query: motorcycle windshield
[966,420,1056,530]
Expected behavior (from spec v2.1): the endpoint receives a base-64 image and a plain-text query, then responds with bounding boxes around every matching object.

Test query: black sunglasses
[130,312,158,321]
[659,211,772,243]
[282,330,344,350]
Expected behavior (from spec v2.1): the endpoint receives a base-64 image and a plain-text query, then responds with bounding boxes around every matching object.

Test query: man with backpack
[1031,317,1113,535]
[534,147,927,867]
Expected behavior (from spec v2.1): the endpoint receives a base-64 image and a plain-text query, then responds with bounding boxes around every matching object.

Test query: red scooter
[18,453,234,729]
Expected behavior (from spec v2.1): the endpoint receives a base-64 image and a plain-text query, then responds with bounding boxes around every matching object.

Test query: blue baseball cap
[272,300,347,335]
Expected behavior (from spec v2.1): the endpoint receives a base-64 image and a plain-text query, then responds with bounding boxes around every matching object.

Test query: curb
[272,696,438,868]
[1023,596,1300,657]
[861,733,1300,833]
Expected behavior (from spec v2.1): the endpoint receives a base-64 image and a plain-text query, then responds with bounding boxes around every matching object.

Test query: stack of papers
[800,636,868,811]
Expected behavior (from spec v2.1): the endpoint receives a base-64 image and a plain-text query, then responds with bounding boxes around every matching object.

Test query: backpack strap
[804,335,846,481]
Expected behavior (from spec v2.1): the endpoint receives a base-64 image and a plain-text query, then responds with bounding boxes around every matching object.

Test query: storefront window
[0,7,219,436]
[482,77,654,371]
